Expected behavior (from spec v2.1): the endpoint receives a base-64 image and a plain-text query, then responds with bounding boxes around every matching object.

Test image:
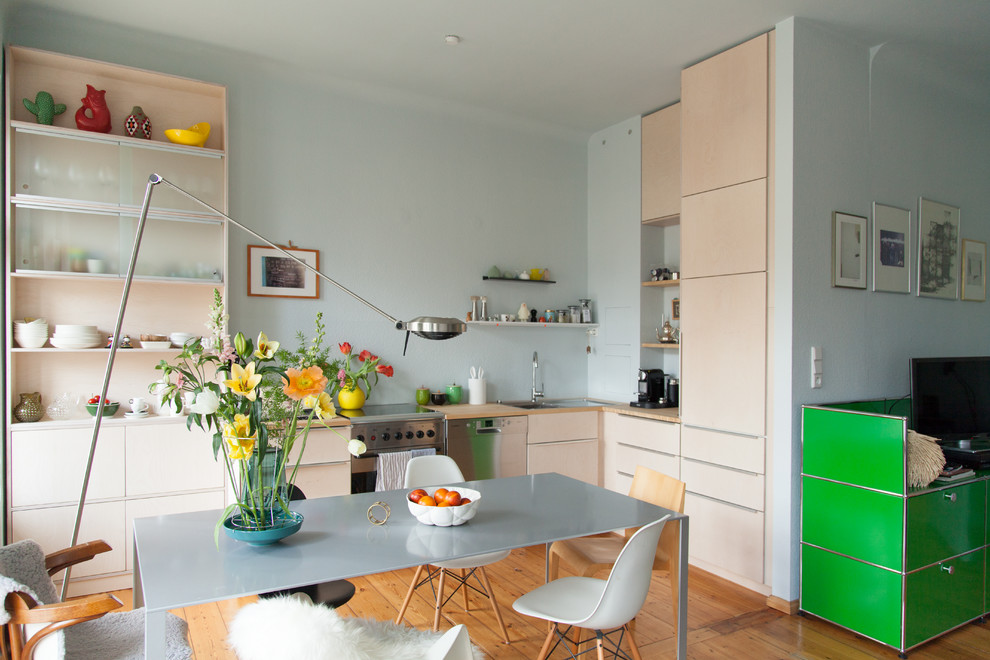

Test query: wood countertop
[421,401,680,423]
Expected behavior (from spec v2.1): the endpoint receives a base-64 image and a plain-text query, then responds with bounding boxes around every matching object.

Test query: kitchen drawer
[11,502,126,577]
[605,412,679,454]
[802,476,903,571]
[293,463,351,499]
[682,458,764,512]
[681,425,764,474]
[125,424,224,497]
[905,548,985,648]
[528,411,598,444]
[615,443,679,480]
[11,426,125,507]
[684,492,763,584]
[801,544,902,649]
[528,438,598,485]
[906,481,986,570]
[124,491,225,570]
[287,426,352,465]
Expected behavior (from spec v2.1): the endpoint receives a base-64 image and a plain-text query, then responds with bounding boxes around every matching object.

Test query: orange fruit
[459,497,472,505]
[418,495,436,507]
[437,501,451,507]
[442,490,462,506]
[433,488,449,500]
[408,488,428,503]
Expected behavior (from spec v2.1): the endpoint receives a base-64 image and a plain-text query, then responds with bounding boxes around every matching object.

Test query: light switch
[811,346,823,389]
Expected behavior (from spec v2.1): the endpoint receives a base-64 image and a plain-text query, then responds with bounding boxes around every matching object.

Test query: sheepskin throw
[907,429,946,487]
[228,595,484,660]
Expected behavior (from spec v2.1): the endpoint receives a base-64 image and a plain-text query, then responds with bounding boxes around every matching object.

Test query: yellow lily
[303,392,337,420]
[254,331,280,360]
[223,414,256,460]
[226,362,262,401]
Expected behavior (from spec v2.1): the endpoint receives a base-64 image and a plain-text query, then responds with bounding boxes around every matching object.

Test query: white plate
[50,338,103,349]
[141,341,172,349]
[124,411,149,418]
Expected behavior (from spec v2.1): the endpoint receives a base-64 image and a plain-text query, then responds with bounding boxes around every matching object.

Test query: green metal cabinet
[801,404,989,655]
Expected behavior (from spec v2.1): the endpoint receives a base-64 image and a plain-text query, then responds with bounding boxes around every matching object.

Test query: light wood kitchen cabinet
[679,273,766,436]
[680,178,767,278]
[602,412,680,494]
[641,103,680,224]
[683,492,765,584]
[681,33,768,196]
[286,425,353,498]
[527,411,599,485]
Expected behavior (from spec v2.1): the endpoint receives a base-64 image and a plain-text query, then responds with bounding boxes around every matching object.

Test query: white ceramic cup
[128,396,148,413]
[499,314,511,322]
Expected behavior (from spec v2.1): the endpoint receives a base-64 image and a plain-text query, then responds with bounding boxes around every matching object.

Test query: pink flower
[337,368,346,385]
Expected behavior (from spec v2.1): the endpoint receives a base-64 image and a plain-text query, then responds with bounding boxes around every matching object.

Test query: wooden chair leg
[460,569,470,611]
[625,624,643,660]
[571,627,583,656]
[432,568,447,632]
[536,623,557,660]
[549,546,560,581]
[395,564,425,625]
[477,566,510,643]
[595,630,606,660]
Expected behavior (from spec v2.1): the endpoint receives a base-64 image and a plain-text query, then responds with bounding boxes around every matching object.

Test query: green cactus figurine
[23,91,66,125]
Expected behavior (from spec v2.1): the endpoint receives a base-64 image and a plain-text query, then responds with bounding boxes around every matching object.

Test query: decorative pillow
[907,429,946,487]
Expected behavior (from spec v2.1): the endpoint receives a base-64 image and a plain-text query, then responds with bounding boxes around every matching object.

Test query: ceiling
[10,0,990,135]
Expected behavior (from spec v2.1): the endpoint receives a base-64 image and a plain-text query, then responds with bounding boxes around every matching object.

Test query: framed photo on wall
[872,203,911,294]
[671,297,680,320]
[917,197,960,299]
[832,212,867,289]
[247,245,321,299]
[961,239,986,302]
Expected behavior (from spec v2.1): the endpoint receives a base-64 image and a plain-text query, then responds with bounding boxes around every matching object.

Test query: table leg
[676,517,689,660]
[144,609,167,660]
[544,542,550,583]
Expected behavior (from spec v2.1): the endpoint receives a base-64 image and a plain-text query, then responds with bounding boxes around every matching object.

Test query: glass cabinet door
[123,146,225,213]
[13,130,120,205]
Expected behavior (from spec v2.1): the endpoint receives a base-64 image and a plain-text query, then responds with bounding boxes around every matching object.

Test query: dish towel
[410,448,437,459]
[375,451,413,491]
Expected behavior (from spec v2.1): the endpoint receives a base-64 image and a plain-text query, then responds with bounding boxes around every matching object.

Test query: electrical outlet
[811,346,823,389]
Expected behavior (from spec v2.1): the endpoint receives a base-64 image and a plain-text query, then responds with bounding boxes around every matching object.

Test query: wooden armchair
[0,539,191,660]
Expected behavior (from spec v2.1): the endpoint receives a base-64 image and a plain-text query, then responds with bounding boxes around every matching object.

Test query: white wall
[773,17,990,601]
[6,7,591,404]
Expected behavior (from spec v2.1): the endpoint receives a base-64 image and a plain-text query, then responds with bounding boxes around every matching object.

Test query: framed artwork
[832,212,867,289]
[671,298,680,320]
[247,245,320,299]
[961,239,986,302]
[872,203,911,294]
[917,198,960,299]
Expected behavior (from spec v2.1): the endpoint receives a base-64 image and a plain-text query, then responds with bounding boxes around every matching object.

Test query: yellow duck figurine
[164,122,210,147]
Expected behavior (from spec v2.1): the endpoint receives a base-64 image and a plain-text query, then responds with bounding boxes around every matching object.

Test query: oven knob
[426,429,435,438]
[405,431,414,439]
[416,430,424,439]
[382,432,390,441]
[357,434,365,442]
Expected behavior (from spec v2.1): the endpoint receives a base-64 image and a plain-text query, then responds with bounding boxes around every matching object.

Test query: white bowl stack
[13,319,49,348]
[51,324,103,349]
[169,332,196,347]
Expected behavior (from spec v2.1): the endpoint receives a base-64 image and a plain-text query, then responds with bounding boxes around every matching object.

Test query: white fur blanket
[228,596,484,660]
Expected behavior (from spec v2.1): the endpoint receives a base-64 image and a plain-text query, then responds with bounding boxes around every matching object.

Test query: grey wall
[6,7,592,404]
[773,17,990,600]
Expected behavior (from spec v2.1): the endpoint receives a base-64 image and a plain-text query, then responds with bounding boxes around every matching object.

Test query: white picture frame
[872,203,911,294]
[917,197,960,299]
[832,212,867,289]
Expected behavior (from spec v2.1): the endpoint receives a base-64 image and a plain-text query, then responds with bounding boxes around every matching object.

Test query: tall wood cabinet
[678,32,773,590]
[4,46,229,595]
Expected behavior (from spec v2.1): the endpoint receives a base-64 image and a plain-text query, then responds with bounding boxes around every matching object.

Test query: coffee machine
[631,369,665,408]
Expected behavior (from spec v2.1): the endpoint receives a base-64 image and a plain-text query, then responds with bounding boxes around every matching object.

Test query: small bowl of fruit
[407,486,481,527]
[85,396,119,417]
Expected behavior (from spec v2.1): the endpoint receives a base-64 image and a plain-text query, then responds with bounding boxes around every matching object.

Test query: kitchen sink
[504,399,601,410]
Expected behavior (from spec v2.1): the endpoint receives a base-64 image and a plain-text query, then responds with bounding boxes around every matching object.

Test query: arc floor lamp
[62,174,466,597]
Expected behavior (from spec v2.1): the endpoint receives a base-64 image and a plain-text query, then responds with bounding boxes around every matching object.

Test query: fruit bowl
[407,487,480,527]
[86,401,119,417]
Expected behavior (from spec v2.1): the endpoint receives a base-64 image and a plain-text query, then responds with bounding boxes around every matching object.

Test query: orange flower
[358,350,373,362]
[282,365,328,400]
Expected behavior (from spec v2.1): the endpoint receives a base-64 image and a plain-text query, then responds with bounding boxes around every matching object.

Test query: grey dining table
[133,472,688,659]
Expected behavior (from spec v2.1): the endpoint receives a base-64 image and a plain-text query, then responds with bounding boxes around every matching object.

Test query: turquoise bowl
[223,511,303,546]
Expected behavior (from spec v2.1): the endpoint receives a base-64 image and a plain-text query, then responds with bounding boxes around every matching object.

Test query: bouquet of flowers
[337,341,394,402]
[153,290,365,541]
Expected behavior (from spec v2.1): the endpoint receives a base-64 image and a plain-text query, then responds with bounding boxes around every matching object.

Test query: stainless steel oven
[343,404,445,493]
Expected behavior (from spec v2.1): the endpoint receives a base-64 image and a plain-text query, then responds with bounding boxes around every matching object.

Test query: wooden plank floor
[111,544,990,659]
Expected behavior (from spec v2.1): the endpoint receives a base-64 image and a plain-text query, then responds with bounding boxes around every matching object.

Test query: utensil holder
[468,378,486,405]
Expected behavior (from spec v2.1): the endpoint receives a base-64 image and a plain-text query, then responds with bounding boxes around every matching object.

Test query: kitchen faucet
[531,351,544,403]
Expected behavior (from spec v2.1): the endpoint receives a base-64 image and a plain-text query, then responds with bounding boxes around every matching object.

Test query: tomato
[88,396,108,405]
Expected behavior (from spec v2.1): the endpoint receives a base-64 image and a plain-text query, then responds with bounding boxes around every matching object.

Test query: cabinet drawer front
[11,427,125,507]
[124,491,225,570]
[125,425,224,497]
[801,544,902,649]
[615,443,679,480]
[287,426,352,465]
[11,502,126,577]
[802,477,903,571]
[906,481,986,570]
[528,411,598,444]
[682,459,764,511]
[684,492,763,583]
[680,426,764,473]
[293,463,351,499]
[527,439,599,486]
[905,548,985,648]
[606,412,679,454]
[681,179,767,278]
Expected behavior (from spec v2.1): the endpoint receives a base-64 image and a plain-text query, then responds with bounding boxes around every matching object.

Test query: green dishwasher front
[801,544,902,648]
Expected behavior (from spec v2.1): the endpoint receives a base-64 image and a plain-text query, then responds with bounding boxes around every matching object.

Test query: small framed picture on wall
[961,239,986,302]
[247,245,321,299]
[832,212,867,289]
[671,298,680,320]
[917,197,960,299]
[872,203,911,294]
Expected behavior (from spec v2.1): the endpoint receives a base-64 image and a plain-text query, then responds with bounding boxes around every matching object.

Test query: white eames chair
[394,455,511,643]
[425,624,475,660]
[512,516,671,660]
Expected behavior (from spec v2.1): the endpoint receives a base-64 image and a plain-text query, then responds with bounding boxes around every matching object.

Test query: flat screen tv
[910,356,990,440]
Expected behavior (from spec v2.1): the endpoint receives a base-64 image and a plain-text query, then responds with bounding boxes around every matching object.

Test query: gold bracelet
[367,501,391,526]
